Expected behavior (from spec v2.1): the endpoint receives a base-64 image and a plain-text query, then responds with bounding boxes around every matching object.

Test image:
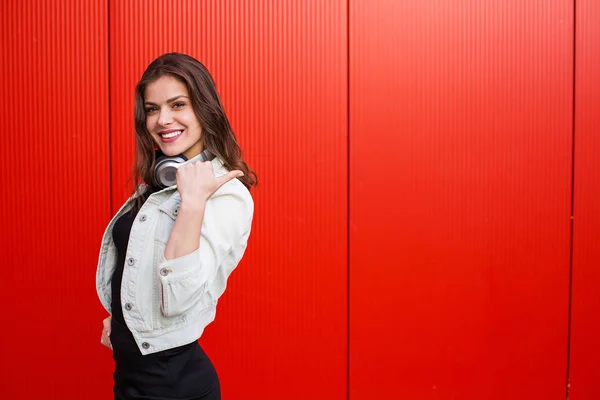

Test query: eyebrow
[144,95,189,106]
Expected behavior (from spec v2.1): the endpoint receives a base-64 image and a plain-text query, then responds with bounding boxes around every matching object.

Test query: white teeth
[162,130,182,138]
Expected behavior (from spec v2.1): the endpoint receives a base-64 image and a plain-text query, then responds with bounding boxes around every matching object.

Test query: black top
[111,208,137,325]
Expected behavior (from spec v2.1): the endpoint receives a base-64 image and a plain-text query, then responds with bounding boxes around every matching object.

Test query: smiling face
[144,75,203,159]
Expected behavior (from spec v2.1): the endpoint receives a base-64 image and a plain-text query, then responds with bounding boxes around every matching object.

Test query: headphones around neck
[153,149,215,189]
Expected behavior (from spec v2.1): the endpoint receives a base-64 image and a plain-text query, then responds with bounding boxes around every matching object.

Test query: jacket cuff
[158,250,206,317]
[159,249,202,282]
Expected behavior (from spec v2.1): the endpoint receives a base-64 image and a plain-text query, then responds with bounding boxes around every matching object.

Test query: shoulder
[207,160,254,234]
[212,158,254,207]
[211,177,254,222]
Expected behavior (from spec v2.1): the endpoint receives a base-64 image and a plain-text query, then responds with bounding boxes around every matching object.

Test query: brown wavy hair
[131,52,257,195]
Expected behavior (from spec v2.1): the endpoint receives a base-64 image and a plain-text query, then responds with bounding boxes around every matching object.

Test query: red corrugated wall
[2,1,599,399]
[569,0,600,398]
[349,0,573,399]
[0,0,112,398]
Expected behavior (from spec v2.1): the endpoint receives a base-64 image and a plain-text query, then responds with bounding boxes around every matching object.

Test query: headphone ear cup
[153,154,187,188]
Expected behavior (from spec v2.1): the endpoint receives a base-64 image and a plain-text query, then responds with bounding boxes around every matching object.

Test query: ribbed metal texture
[4,2,598,399]
[109,1,348,399]
[570,1,600,398]
[350,1,573,399]
[0,0,111,398]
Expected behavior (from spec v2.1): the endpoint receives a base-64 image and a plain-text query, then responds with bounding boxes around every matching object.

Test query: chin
[155,143,184,157]
[159,149,181,157]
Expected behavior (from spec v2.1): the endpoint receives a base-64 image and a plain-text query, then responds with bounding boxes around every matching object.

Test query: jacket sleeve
[158,179,253,317]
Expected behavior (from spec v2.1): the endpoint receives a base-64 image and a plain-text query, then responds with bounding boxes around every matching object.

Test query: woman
[96,52,257,400]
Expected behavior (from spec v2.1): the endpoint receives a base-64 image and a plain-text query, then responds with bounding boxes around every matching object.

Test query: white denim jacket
[95,155,253,355]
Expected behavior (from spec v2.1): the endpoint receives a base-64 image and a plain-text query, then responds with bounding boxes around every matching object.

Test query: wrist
[180,197,207,212]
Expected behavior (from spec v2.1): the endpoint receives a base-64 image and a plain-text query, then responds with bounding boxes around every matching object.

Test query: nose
[158,107,173,126]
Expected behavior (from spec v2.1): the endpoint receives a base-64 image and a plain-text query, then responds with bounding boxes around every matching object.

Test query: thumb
[216,170,244,187]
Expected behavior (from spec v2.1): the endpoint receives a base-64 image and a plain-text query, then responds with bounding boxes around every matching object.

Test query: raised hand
[176,161,243,205]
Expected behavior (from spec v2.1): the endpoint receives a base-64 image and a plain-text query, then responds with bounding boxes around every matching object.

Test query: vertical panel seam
[107,0,113,214]
[346,0,351,399]
[566,1,577,399]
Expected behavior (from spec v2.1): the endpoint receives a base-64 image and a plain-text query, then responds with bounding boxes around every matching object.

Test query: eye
[173,102,186,108]
[145,106,158,114]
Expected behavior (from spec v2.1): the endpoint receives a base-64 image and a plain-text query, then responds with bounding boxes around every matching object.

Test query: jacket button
[160,268,169,277]
[127,258,135,266]
[142,342,150,350]
[174,207,179,215]
[139,214,147,222]
[124,303,132,311]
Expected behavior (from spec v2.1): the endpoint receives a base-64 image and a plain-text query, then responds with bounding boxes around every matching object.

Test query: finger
[198,161,211,171]
[176,164,190,177]
[101,332,113,350]
[192,160,211,168]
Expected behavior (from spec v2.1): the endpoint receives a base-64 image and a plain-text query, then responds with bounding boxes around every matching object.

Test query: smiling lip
[159,129,183,143]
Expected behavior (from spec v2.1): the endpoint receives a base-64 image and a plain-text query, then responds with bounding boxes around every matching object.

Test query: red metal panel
[0,0,111,399]
[109,1,348,399]
[569,1,600,398]
[350,1,573,399]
